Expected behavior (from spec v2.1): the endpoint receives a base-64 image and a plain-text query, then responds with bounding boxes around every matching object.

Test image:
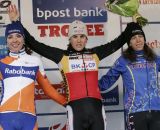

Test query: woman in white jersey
[0,22,66,130]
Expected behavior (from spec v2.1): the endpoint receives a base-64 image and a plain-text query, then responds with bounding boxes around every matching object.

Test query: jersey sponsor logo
[69,54,97,72]
[70,60,97,72]
[71,63,96,69]
[69,54,94,61]
[5,68,36,75]
[0,63,38,80]
[129,62,155,69]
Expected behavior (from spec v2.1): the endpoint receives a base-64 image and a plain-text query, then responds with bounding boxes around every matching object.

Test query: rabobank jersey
[0,49,66,115]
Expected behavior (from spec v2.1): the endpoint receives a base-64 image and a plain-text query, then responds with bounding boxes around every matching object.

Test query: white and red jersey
[0,49,66,115]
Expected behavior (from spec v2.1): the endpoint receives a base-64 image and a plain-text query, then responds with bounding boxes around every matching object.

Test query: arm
[22,21,64,64]
[93,30,127,60]
[36,57,66,105]
[7,4,64,64]
[93,22,138,60]
[36,71,66,105]
[99,58,124,91]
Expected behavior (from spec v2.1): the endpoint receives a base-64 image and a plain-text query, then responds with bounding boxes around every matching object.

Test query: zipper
[18,65,23,111]
[82,53,88,96]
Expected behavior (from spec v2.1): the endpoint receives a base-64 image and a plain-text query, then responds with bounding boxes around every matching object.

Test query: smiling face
[7,33,24,53]
[129,34,145,51]
[69,34,87,51]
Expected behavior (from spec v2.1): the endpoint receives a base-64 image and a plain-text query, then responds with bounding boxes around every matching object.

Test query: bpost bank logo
[32,0,107,38]
[32,0,107,23]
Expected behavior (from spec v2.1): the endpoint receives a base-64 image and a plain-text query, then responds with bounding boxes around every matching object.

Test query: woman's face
[7,33,24,53]
[69,34,87,51]
[129,34,145,51]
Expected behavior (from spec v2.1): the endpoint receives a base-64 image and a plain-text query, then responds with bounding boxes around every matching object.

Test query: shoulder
[0,56,14,64]
[112,56,129,68]
[116,56,127,64]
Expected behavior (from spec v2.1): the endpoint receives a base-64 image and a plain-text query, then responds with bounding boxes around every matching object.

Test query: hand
[7,4,19,21]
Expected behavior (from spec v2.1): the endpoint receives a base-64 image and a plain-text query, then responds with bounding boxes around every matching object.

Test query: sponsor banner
[39,124,66,130]
[37,114,67,130]
[35,84,66,100]
[32,0,107,24]
[37,23,105,38]
[0,36,8,56]
[101,86,119,106]
[20,0,108,39]
[139,1,160,21]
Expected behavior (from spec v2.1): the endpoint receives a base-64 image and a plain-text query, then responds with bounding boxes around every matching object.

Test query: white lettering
[37,8,71,20]
[36,7,104,20]
[5,68,36,76]
[74,7,103,17]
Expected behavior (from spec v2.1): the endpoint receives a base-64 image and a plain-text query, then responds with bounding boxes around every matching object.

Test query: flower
[105,0,148,26]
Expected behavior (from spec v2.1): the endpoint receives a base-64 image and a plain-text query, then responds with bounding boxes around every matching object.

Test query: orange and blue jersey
[0,49,66,115]
[0,49,40,115]
[0,49,66,130]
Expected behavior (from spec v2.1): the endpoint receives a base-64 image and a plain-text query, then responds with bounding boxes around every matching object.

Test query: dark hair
[24,44,33,55]
[123,44,156,62]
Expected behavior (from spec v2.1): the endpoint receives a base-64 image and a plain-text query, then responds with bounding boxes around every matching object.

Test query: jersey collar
[9,48,26,58]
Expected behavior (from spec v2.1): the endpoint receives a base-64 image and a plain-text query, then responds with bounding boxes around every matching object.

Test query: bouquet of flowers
[105,0,148,26]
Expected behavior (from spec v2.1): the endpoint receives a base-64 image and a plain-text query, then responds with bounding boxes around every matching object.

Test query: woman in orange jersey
[0,22,66,130]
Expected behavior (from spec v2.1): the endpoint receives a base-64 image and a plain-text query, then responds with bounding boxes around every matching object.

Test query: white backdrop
[0,0,160,130]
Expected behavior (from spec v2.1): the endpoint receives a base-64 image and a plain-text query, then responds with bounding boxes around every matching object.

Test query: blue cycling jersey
[99,51,160,114]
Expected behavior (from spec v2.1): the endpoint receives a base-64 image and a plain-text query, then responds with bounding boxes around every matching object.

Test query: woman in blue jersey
[0,22,66,130]
[99,23,160,130]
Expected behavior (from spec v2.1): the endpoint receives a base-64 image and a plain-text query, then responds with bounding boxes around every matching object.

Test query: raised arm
[7,4,64,64]
[93,22,138,60]
[22,21,64,64]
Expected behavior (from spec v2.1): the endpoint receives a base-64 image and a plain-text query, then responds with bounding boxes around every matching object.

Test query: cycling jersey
[19,21,127,102]
[0,49,66,130]
[0,49,66,115]
[99,51,160,114]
